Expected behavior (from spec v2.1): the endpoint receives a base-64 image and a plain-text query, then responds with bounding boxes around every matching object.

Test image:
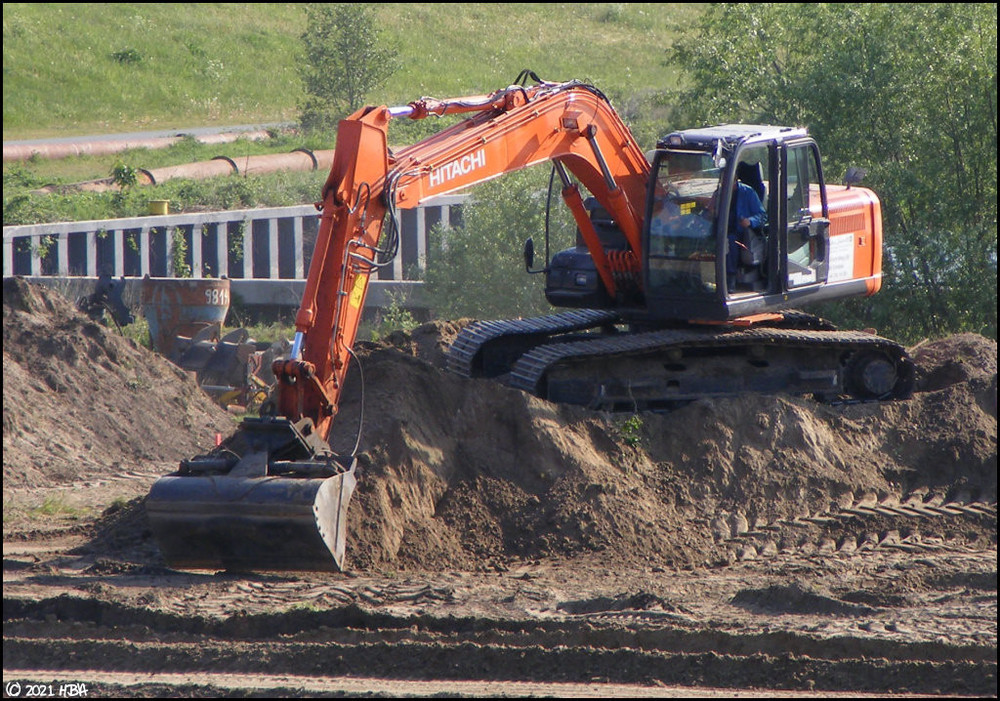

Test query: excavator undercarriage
[449,311,915,412]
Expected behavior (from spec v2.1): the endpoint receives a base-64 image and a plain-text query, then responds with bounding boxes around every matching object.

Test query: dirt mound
[332,322,997,572]
[911,332,997,388]
[3,277,233,489]
[3,280,996,573]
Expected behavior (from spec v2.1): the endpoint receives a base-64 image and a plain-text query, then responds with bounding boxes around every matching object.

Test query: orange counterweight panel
[822,185,884,295]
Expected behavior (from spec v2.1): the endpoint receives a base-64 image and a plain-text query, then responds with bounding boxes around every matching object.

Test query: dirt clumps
[332,320,997,573]
[911,332,997,392]
[3,280,997,576]
[3,279,997,697]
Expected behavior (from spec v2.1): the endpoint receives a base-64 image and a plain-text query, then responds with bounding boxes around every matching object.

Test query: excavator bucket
[145,417,357,572]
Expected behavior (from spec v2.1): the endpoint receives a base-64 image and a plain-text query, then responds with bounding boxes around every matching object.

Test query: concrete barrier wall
[3,197,466,310]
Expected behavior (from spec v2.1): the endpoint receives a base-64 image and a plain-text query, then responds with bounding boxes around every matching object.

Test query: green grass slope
[3,3,700,140]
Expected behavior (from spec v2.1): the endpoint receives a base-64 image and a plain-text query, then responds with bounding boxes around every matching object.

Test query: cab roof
[657,124,808,151]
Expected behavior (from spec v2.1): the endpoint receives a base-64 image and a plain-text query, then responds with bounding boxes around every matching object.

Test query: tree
[665,3,997,342]
[423,169,577,321]
[299,5,399,133]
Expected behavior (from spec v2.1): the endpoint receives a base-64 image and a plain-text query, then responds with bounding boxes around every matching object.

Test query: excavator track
[447,310,915,412]
[448,309,621,378]
[507,325,915,411]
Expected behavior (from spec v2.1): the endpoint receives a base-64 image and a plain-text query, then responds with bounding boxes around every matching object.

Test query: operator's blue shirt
[728,182,767,275]
[730,182,767,232]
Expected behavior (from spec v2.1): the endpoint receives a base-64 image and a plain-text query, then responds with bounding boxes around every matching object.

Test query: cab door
[782,141,830,289]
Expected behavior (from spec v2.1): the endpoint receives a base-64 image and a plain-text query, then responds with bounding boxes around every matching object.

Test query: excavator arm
[146,75,653,573]
[278,76,651,441]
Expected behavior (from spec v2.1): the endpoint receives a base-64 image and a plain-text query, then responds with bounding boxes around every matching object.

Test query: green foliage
[2,127,337,225]
[619,414,644,447]
[10,3,991,347]
[170,227,191,278]
[598,4,629,24]
[110,47,143,65]
[239,320,294,346]
[666,3,997,341]
[215,177,264,210]
[29,494,88,519]
[120,316,153,349]
[108,496,131,512]
[2,167,327,226]
[3,4,305,137]
[229,221,247,264]
[33,234,56,260]
[369,291,419,340]
[298,5,399,132]
[3,4,697,226]
[422,168,575,320]
[3,4,696,140]
[110,160,138,189]
[3,163,43,189]
[4,189,121,226]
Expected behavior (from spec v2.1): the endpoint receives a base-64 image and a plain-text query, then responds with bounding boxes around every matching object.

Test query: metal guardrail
[2,196,466,309]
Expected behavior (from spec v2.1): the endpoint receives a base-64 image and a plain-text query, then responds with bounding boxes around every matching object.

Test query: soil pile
[3,277,233,488]
[3,279,996,573]
[335,322,997,572]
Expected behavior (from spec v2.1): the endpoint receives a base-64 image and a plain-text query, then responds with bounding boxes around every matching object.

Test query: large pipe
[138,158,238,185]
[29,149,337,194]
[4,130,273,163]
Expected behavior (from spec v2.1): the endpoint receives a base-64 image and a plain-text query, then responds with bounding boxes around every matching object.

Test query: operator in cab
[727,174,766,290]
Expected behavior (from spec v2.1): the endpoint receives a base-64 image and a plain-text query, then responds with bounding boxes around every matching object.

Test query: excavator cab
[644,149,723,301]
[641,125,842,323]
[543,124,853,326]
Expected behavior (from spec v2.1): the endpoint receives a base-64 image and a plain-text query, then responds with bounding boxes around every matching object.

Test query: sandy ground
[3,278,996,697]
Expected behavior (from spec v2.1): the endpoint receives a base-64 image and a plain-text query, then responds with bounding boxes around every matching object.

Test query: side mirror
[843,167,867,189]
[523,237,535,273]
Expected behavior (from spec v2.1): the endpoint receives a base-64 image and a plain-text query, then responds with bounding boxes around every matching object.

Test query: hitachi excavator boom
[146,74,654,572]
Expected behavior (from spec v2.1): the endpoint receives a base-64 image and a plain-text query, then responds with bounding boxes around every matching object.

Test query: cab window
[646,150,721,296]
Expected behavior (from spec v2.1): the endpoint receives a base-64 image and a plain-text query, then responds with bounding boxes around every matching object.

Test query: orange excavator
[146,72,914,572]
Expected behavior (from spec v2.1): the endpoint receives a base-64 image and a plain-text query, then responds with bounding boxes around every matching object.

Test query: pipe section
[29,150,336,194]
[4,130,273,163]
